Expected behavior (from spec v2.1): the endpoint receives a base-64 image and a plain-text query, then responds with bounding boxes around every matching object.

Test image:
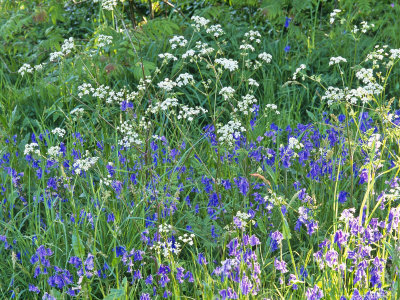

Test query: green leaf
[281,216,292,240]
[72,233,85,258]
[104,288,125,300]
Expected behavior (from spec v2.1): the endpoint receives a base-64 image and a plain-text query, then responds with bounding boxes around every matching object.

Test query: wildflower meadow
[1,0,400,299]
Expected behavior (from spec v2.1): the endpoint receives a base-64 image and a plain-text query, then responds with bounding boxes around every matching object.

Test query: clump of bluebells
[3,3,400,300]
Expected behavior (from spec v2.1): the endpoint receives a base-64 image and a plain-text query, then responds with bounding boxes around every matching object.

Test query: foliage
[1,0,400,299]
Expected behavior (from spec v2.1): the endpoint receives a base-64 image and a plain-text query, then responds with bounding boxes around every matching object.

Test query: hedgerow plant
[2,1,400,299]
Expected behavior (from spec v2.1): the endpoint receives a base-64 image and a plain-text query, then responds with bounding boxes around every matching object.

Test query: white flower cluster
[24,143,40,156]
[263,190,285,207]
[322,85,381,106]
[292,64,306,80]
[61,37,74,55]
[321,87,345,106]
[248,78,259,87]
[258,52,272,63]
[235,94,257,115]
[245,59,262,70]
[169,35,187,49]
[265,104,280,114]
[73,151,99,175]
[182,49,196,60]
[18,64,33,76]
[360,21,375,33]
[97,34,113,47]
[52,128,66,138]
[158,53,178,62]
[177,233,195,245]
[151,240,181,258]
[366,133,382,150]
[239,44,255,53]
[195,41,214,56]
[215,58,239,72]
[206,24,224,37]
[100,176,112,187]
[329,56,347,66]
[177,105,207,122]
[158,224,173,233]
[225,211,255,231]
[34,63,45,71]
[50,37,74,61]
[147,97,179,114]
[390,48,400,60]
[352,21,374,34]
[244,30,261,43]
[175,73,194,87]
[288,137,304,150]
[217,120,246,147]
[95,0,119,10]
[157,78,176,92]
[149,224,195,258]
[219,87,235,100]
[191,16,210,31]
[329,9,341,24]
[70,107,85,119]
[78,83,135,104]
[355,68,374,84]
[48,146,61,158]
[117,121,142,148]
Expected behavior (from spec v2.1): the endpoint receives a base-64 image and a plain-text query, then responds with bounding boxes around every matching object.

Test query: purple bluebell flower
[107,213,115,223]
[198,253,208,265]
[306,285,324,300]
[274,258,288,273]
[69,256,82,269]
[338,191,349,203]
[270,231,283,251]
[359,169,368,184]
[28,284,40,294]
[234,177,249,196]
[284,17,291,28]
[325,249,338,268]
[140,293,151,300]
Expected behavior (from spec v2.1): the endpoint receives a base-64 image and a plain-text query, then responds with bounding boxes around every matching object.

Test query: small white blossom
[258,52,272,63]
[52,128,66,138]
[235,94,257,115]
[24,143,40,156]
[329,56,347,66]
[329,9,341,24]
[177,105,207,122]
[219,87,235,100]
[248,78,259,87]
[157,78,176,92]
[175,73,194,87]
[97,34,113,47]
[191,16,210,31]
[169,35,187,49]
[292,64,306,80]
[18,64,33,76]
[206,24,224,37]
[48,146,61,158]
[117,121,142,148]
[158,53,178,62]
[217,120,246,147]
[215,58,238,71]
[73,151,99,175]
